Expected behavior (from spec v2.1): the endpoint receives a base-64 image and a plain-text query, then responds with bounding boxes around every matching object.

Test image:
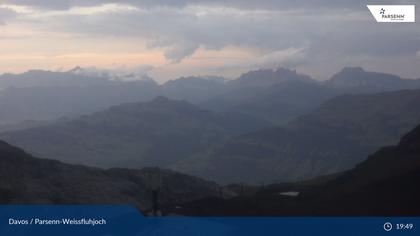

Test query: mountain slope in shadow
[0,96,271,169]
[166,123,420,216]
[162,76,226,103]
[0,139,220,211]
[175,89,420,184]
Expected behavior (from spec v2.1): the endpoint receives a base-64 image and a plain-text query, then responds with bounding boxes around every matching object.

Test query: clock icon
[384,222,393,232]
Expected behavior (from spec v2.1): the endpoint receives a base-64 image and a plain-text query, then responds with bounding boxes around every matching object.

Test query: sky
[0,0,419,82]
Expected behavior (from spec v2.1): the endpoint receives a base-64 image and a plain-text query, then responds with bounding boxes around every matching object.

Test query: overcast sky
[0,0,419,82]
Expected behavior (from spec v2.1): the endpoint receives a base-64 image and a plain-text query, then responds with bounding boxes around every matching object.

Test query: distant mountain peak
[230,67,314,88]
[274,67,298,74]
[329,67,370,82]
[326,67,415,91]
[240,67,301,79]
[178,76,225,81]
[330,67,401,82]
[163,76,226,88]
[339,66,365,73]
[151,96,172,103]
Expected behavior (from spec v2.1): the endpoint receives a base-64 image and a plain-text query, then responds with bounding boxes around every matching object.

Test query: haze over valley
[1,67,420,186]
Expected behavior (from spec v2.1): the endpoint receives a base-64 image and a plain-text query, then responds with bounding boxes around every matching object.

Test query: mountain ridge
[0,97,271,169]
[0,139,220,211]
[164,123,420,216]
[1,67,419,126]
[174,88,420,184]
[326,67,420,92]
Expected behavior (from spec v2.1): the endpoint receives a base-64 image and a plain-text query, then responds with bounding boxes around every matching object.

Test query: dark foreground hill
[164,123,420,216]
[0,140,219,212]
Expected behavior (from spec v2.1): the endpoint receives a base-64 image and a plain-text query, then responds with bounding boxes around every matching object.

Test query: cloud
[163,42,199,63]
[8,5,350,61]
[35,4,419,62]
[2,0,416,10]
[417,51,420,59]
[219,48,306,71]
[254,48,306,68]
[69,64,155,81]
[0,7,17,25]
[1,1,420,79]
[0,0,365,10]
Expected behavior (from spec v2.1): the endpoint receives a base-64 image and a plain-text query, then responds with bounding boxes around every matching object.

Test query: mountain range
[2,67,419,126]
[1,65,420,216]
[200,67,420,124]
[0,72,161,125]
[0,97,270,169]
[164,123,420,216]
[0,69,107,90]
[3,88,420,184]
[173,89,420,183]
[1,66,420,185]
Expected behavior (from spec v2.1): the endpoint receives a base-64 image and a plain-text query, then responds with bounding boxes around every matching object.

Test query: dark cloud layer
[34,3,418,64]
[1,0,419,78]
[4,0,418,10]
